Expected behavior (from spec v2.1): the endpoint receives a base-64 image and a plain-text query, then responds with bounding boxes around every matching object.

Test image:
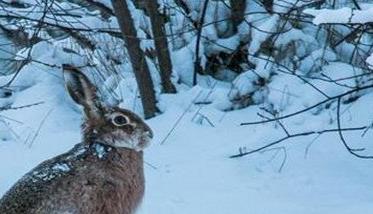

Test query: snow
[141,90,373,214]
[51,163,70,172]
[205,34,241,55]
[304,7,373,25]
[32,163,71,182]
[231,71,257,96]
[299,48,337,73]
[0,118,12,141]
[367,54,373,69]
[93,143,112,159]
[304,8,352,25]
[249,14,280,55]
[95,143,106,159]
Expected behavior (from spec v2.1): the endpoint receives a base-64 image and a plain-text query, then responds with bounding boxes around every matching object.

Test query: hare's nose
[144,125,153,139]
[145,130,153,139]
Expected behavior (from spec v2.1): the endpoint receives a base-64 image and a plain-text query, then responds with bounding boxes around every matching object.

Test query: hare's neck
[88,141,143,167]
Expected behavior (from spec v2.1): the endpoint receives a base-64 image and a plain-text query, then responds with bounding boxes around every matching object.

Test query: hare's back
[0,143,144,214]
[0,143,93,214]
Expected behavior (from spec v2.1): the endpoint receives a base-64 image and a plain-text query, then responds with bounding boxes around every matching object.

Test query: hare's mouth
[111,133,152,151]
[137,135,152,150]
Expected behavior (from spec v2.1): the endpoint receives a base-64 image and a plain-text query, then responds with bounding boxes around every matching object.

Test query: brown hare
[0,64,153,214]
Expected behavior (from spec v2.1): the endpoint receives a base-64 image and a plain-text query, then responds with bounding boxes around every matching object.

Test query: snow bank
[304,7,373,25]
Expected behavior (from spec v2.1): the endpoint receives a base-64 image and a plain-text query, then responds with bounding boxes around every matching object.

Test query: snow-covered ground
[1,0,373,213]
[1,68,373,214]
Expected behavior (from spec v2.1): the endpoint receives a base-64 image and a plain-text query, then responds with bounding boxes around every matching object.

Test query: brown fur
[0,143,144,214]
[0,66,152,214]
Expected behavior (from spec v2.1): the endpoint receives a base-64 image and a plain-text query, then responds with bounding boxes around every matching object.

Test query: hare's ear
[63,64,102,119]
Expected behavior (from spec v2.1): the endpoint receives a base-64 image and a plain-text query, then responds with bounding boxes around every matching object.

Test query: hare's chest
[69,172,143,214]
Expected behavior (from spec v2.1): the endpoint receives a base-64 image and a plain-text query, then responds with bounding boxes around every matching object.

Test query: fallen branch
[230,126,367,158]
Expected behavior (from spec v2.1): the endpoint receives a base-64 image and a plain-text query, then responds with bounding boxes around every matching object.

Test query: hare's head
[63,64,153,151]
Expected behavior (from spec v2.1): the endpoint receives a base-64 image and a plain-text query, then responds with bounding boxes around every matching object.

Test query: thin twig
[28,108,54,148]
[0,101,44,111]
[336,97,373,159]
[160,90,204,145]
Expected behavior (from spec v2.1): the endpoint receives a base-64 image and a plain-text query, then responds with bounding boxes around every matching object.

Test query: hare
[0,64,153,214]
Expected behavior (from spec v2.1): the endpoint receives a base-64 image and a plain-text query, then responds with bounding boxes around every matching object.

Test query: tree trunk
[145,0,176,93]
[111,0,157,119]
[193,0,209,86]
[229,0,246,33]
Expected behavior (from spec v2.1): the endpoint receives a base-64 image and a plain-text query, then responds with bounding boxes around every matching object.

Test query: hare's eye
[112,114,128,126]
